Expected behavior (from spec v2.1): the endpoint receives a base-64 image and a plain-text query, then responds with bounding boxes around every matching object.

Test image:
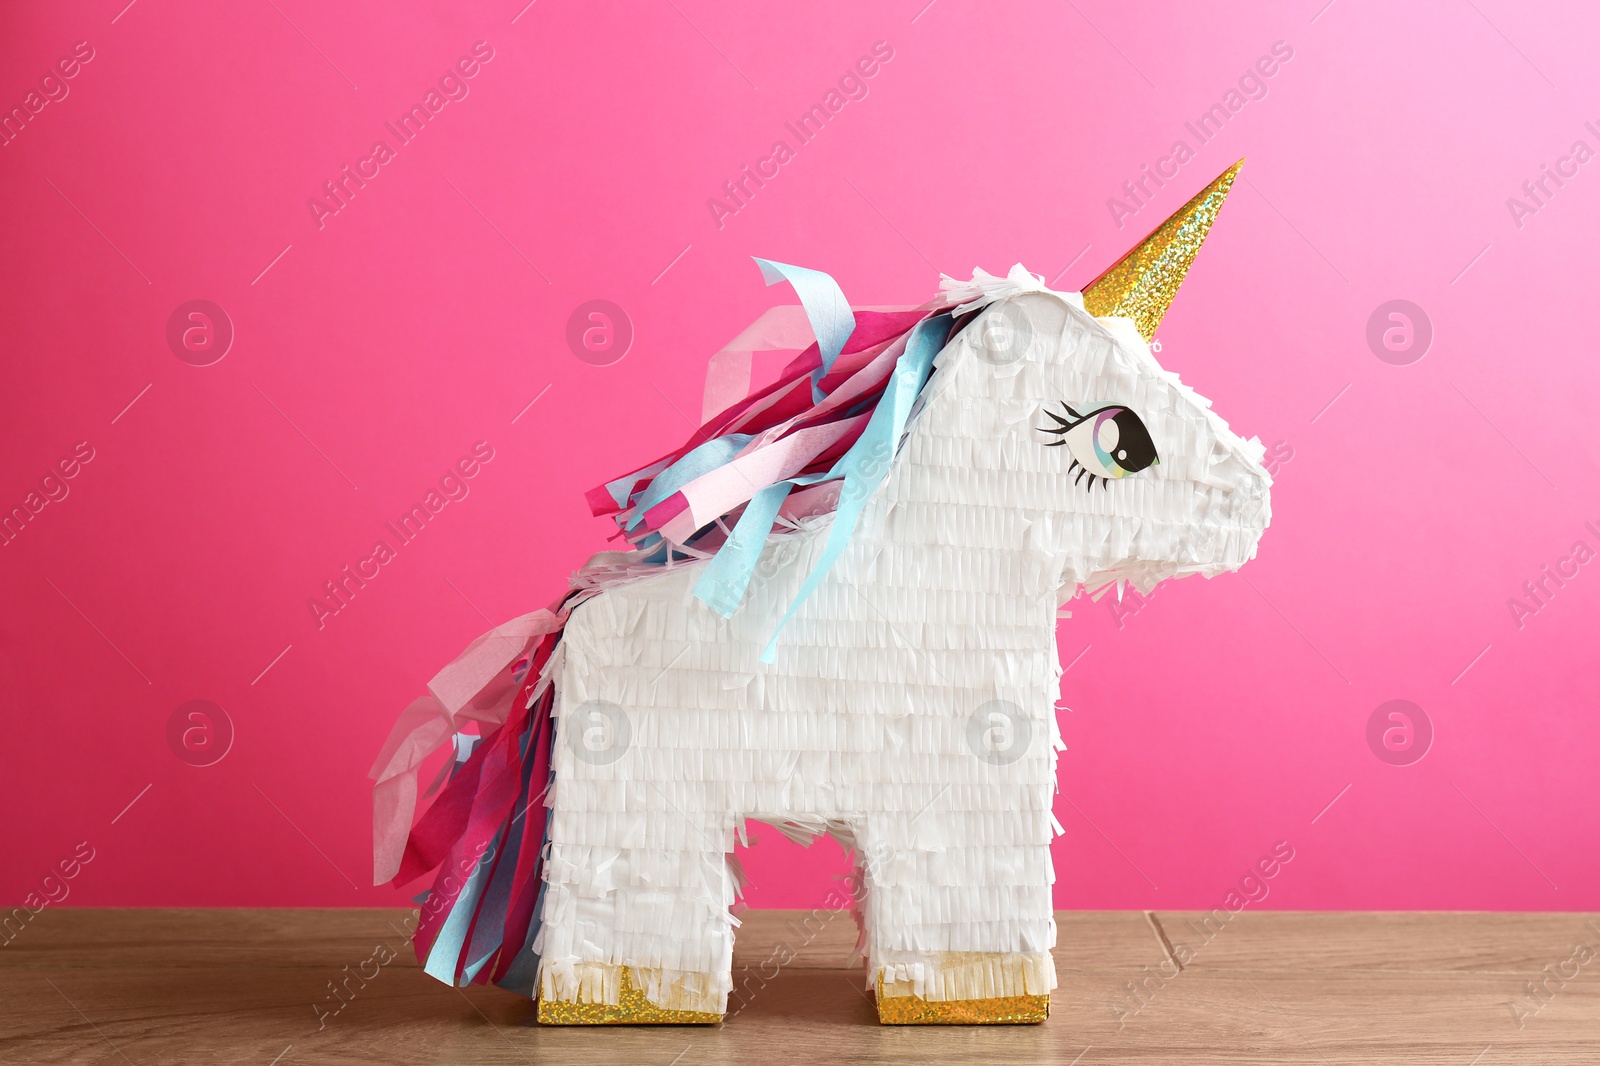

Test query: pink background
[3,0,1596,913]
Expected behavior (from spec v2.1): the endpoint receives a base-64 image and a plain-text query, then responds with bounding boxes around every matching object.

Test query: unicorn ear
[1081,159,1243,341]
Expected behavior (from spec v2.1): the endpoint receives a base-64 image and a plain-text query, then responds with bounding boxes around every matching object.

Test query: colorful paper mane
[369,160,1272,1025]
[583,258,949,659]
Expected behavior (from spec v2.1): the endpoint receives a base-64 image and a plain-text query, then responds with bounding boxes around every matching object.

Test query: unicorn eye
[1040,404,1159,490]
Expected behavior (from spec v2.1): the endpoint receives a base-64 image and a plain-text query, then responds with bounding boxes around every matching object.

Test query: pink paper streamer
[651,412,872,544]
[368,608,565,885]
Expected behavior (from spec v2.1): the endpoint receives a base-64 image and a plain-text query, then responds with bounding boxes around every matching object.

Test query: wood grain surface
[2,908,1596,1064]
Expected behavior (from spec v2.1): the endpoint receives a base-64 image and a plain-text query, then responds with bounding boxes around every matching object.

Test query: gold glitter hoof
[536,965,723,1026]
[874,974,1050,1025]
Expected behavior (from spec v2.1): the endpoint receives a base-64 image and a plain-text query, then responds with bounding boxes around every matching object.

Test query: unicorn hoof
[873,956,1052,1024]
[874,986,1050,1025]
[536,965,724,1026]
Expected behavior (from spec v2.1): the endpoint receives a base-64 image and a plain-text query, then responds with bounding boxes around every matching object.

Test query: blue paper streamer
[759,314,948,663]
[693,481,793,616]
[422,826,501,985]
[752,258,856,401]
[625,433,754,534]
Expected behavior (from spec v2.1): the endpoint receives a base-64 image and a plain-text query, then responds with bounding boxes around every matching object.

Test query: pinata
[370,160,1271,1024]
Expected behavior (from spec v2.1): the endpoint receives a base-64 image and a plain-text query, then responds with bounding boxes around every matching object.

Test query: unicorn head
[901,160,1271,606]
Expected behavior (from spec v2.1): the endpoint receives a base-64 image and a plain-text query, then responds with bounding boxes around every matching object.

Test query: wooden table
[2,909,1596,1063]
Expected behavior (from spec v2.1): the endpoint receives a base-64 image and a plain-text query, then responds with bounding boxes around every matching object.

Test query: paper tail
[390,622,566,998]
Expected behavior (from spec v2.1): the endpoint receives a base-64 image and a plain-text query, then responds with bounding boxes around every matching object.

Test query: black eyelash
[1043,407,1101,492]
[1067,458,1108,492]
[1044,408,1098,492]
[1043,405,1083,431]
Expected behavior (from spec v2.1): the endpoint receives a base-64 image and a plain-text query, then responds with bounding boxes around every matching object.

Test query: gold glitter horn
[1081,158,1244,341]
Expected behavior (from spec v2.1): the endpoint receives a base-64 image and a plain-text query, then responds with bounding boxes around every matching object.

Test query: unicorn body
[541,280,1270,1016]
[372,161,1271,1024]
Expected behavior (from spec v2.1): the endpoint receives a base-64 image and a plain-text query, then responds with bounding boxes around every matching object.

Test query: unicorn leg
[859,807,1057,1024]
[535,808,736,1024]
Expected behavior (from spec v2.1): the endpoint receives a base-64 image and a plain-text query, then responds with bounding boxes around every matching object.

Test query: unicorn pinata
[370,160,1271,1025]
